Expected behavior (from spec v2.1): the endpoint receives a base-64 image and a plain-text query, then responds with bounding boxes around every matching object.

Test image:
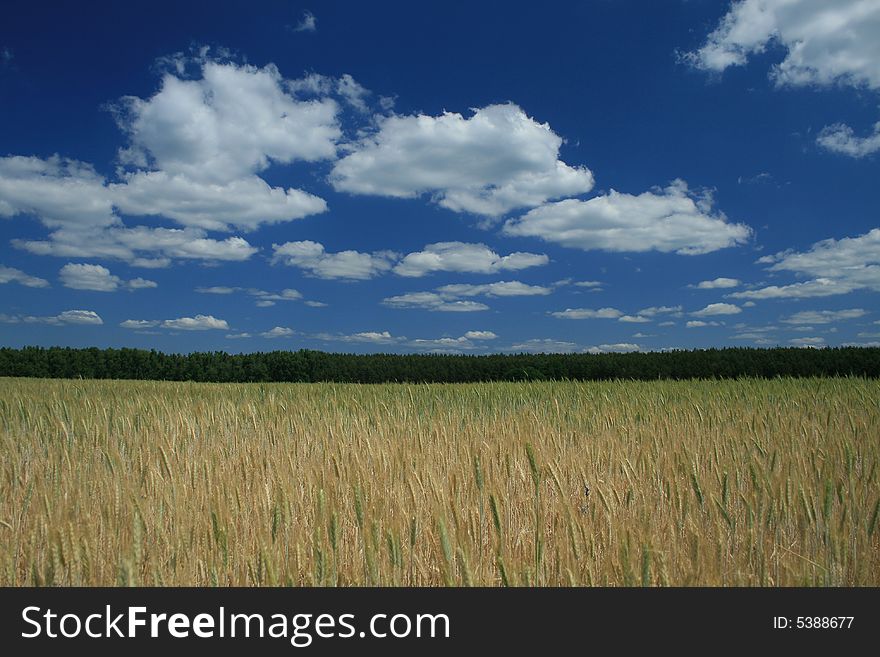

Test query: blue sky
[1,0,878,354]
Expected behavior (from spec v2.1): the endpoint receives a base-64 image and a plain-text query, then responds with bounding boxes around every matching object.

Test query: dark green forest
[1,346,879,383]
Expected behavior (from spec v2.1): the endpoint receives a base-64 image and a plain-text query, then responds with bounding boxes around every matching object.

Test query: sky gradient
[1,0,878,355]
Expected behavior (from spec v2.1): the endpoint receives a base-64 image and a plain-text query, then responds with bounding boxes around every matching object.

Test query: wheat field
[1,376,878,586]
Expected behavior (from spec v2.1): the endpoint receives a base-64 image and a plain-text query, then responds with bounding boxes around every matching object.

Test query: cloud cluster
[0,57,346,266]
[59,263,156,291]
[731,228,880,299]
[120,314,229,331]
[197,285,303,307]
[273,240,550,281]
[1,309,103,325]
[393,242,547,277]
[330,103,594,217]
[503,180,751,255]
[552,305,682,322]
[382,280,549,312]
[780,309,867,325]
[685,0,880,90]
[272,241,398,280]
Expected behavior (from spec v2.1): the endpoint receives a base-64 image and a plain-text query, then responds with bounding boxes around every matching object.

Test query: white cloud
[128,277,157,289]
[112,171,327,232]
[0,264,49,288]
[0,55,344,268]
[408,336,476,350]
[272,241,397,280]
[393,242,548,277]
[574,280,603,289]
[685,0,880,90]
[817,121,880,158]
[780,309,867,324]
[506,339,581,353]
[503,179,751,255]
[551,307,623,319]
[584,343,641,354]
[197,286,302,307]
[436,281,552,297]
[348,331,396,343]
[0,155,118,229]
[686,320,721,328]
[693,277,741,289]
[382,292,489,312]
[692,302,742,316]
[293,11,317,32]
[3,309,104,325]
[114,59,339,183]
[619,315,651,323]
[58,262,156,292]
[120,320,159,329]
[330,103,594,217]
[305,300,328,308]
[261,326,294,338]
[790,336,826,347]
[59,263,121,291]
[161,315,229,331]
[225,332,252,339]
[636,305,683,317]
[731,228,880,299]
[58,310,103,325]
[463,330,498,340]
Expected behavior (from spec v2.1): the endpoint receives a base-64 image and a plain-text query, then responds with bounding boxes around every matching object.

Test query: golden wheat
[0,376,877,586]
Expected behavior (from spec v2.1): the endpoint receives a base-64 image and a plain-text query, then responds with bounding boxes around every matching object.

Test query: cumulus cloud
[506,339,581,353]
[692,277,741,289]
[463,330,498,340]
[330,103,594,217]
[731,228,880,299]
[503,179,751,255]
[692,302,742,316]
[59,263,156,291]
[113,58,339,183]
[817,121,880,158]
[2,309,103,325]
[160,315,229,330]
[0,264,49,288]
[584,343,640,354]
[261,326,294,338]
[637,305,683,318]
[384,279,546,313]
[684,0,880,90]
[272,241,397,280]
[197,285,302,307]
[780,309,867,324]
[686,320,721,328]
[550,307,623,319]
[0,56,346,267]
[14,226,256,266]
[0,155,118,229]
[618,315,651,323]
[435,281,552,298]
[393,242,548,277]
[382,292,489,313]
[790,336,826,347]
[112,171,327,232]
[120,320,159,329]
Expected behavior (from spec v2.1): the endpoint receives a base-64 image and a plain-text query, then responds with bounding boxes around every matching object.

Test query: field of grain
[1,377,878,586]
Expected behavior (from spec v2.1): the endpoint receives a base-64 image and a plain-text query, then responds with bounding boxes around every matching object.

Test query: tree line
[0,346,878,383]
